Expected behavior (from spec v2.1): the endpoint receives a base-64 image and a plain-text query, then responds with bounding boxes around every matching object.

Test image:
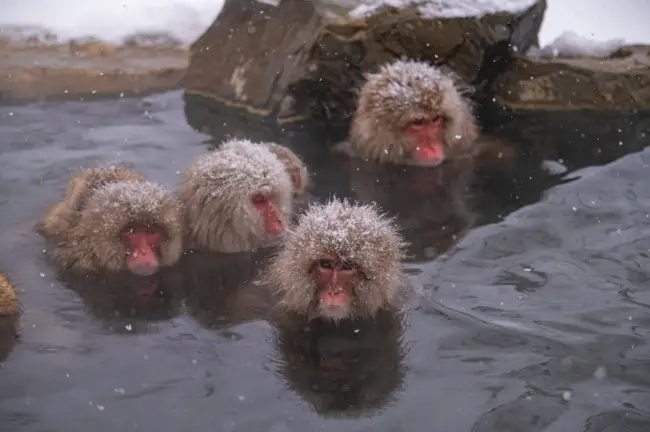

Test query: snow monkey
[179,138,294,253]
[267,199,407,323]
[335,59,480,167]
[38,166,183,276]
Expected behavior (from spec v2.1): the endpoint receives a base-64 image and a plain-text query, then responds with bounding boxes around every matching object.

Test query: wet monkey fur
[267,199,407,323]
[38,166,183,276]
[179,138,294,253]
[336,59,497,167]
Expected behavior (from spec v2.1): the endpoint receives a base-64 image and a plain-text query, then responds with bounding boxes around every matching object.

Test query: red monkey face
[251,193,287,237]
[122,226,163,276]
[310,255,360,321]
[404,116,446,167]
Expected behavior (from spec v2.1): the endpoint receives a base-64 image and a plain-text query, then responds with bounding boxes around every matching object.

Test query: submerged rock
[182,0,546,124]
[492,45,650,111]
[0,28,188,103]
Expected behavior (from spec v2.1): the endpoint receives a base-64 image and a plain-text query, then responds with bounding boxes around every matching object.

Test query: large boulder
[0,28,188,103]
[182,0,547,124]
[492,45,650,111]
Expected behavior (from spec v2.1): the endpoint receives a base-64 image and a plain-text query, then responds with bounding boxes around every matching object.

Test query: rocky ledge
[182,0,547,124]
[0,30,188,104]
[492,45,650,111]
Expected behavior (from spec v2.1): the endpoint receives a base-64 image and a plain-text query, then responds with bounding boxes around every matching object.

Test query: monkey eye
[251,193,268,205]
[319,259,334,270]
[410,118,426,126]
[341,261,355,271]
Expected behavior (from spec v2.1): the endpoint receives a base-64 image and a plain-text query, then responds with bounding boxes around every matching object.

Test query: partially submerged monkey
[267,199,407,323]
[179,138,294,253]
[335,59,480,167]
[38,166,183,276]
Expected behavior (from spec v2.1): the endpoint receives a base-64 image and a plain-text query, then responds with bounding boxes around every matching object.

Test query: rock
[0,30,188,103]
[182,0,547,124]
[492,45,650,111]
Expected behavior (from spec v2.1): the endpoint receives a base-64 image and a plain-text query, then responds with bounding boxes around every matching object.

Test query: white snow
[1,0,648,51]
[0,0,226,46]
[531,31,626,59]
[349,0,538,19]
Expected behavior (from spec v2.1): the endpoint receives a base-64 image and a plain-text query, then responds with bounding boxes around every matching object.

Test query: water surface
[1,91,649,431]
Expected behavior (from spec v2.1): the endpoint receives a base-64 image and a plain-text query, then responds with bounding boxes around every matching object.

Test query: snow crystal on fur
[180,138,293,252]
[268,199,407,318]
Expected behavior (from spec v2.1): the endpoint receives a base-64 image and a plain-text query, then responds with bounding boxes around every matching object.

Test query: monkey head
[268,199,407,323]
[58,180,183,276]
[180,138,294,253]
[347,59,479,167]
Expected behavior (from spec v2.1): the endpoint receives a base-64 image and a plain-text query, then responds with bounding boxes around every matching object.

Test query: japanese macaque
[182,249,276,330]
[38,166,183,276]
[0,272,20,363]
[335,59,515,168]
[267,199,407,323]
[271,311,406,417]
[179,138,293,253]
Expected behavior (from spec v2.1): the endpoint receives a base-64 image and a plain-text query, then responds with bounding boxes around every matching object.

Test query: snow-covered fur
[340,59,478,164]
[179,138,294,253]
[267,199,407,320]
[40,167,183,273]
[39,165,145,236]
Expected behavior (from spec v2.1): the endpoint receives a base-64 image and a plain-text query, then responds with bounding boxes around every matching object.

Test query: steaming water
[0,90,649,430]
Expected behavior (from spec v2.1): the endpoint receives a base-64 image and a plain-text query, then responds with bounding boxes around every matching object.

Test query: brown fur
[262,142,310,198]
[39,165,145,237]
[0,272,19,363]
[336,59,479,165]
[178,139,293,253]
[267,199,407,322]
[0,272,19,319]
[39,167,183,273]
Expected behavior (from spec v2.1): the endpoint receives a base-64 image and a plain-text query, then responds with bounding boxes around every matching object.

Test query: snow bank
[0,0,225,46]
[348,0,538,19]
[530,31,626,59]
[1,0,648,49]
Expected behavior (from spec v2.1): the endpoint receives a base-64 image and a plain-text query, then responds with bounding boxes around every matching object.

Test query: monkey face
[251,191,287,239]
[403,115,447,167]
[120,223,166,277]
[307,255,364,322]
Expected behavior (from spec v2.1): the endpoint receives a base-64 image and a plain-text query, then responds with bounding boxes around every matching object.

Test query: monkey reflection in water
[272,311,407,416]
[55,267,184,333]
[0,272,20,363]
[181,248,277,331]
[348,158,477,263]
[265,199,409,416]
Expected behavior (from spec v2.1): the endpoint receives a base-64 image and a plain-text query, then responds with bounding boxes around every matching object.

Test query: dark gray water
[1,90,649,431]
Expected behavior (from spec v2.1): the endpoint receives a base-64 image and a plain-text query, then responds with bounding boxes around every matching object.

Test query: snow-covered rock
[182,0,547,125]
